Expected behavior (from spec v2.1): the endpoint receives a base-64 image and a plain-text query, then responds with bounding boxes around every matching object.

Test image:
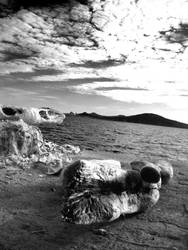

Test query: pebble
[92,228,108,236]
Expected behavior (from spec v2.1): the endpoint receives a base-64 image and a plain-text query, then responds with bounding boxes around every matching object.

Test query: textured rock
[61,159,172,224]
[131,160,173,185]
[0,105,65,124]
[0,119,43,157]
[0,119,80,172]
[155,160,174,184]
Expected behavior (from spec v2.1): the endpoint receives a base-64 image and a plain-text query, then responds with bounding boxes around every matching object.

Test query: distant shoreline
[74,112,188,129]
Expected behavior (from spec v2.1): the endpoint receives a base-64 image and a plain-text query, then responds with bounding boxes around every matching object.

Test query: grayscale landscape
[0,1,188,250]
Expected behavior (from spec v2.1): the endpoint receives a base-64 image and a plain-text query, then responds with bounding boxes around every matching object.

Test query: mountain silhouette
[77,112,188,129]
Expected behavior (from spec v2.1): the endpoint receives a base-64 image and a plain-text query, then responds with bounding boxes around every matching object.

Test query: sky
[0,0,188,123]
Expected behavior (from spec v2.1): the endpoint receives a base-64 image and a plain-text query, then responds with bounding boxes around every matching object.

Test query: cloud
[31,73,116,82]
[95,87,148,91]
[69,59,126,69]
[98,89,188,109]
[0,0,187,77]
[0,86,38,96]
[38,95,59,100]
[9,68,64,78]
[67,71,188,110]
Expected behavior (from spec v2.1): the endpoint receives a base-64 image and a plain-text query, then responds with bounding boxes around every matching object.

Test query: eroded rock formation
[61,159,173,224]
[0,105,65,124]
[0,119,80,173]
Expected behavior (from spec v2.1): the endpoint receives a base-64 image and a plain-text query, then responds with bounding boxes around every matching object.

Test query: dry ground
[0,160,187,250]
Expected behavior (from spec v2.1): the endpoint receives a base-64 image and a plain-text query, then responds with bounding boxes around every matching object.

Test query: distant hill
[77,112,188,129]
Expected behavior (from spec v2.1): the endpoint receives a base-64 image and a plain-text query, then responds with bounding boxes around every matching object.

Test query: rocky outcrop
[0,119,80,172]
[0,105,65,124]
[0,119,43,158]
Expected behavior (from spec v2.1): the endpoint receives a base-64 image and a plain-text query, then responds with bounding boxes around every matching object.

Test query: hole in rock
[2,107,17,116]
[48,110,61,116]
[9,0,88,10]
[16,108,23,114]
[39,110,49,120]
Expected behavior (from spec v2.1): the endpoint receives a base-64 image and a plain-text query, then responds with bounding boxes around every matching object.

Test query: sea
[40,116,188,164]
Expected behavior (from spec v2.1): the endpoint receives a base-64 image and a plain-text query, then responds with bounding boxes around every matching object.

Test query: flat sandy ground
[0,160,187,250]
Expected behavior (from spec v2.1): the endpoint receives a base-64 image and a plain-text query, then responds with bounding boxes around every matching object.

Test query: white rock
[155,160,173,184]
[61,159,165,224]
[0,105,65,125]
[0,120,79,172]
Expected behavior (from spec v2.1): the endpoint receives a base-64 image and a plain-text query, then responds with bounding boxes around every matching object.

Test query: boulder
[61,159,172,224]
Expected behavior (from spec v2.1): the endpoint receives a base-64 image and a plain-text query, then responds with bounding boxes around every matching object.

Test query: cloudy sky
[0,0,188,123]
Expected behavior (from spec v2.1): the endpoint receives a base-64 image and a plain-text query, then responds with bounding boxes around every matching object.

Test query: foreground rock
[0,119,80,173]
[0,154,187,249]
[61,159,173,224]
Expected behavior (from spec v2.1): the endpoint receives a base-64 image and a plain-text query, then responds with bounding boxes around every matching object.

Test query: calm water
[40,116,188,163]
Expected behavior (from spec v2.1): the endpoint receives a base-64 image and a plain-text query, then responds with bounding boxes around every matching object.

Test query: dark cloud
[34,77,118,88]
[1,49,37,62]
[2,0,70,11]
[7,70,117,84]
[59,77,117,85]
[69,59,127,69]
[11,0,88,8]
[9,68,64,77]
[160,22,188,51]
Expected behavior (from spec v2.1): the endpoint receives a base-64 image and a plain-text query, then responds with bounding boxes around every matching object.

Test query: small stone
[50,187,56,192]
[92,228,108,236]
